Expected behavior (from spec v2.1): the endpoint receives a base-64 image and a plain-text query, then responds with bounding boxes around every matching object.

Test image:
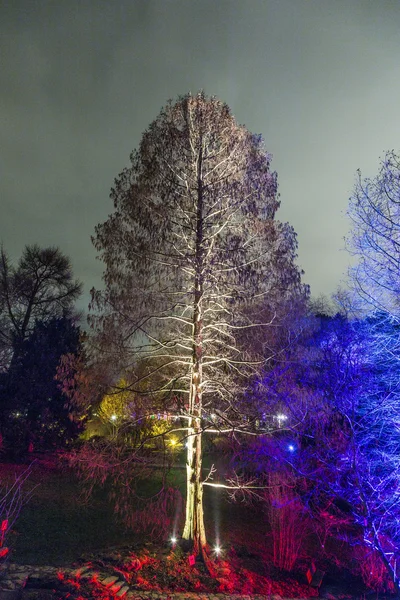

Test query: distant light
[185,441,189,448]
[110,414,117,421]
[171,536,177,544]
[169,438,177,446]
[288,444,295,452]
[276,413,287,421]
[214,546,221,554]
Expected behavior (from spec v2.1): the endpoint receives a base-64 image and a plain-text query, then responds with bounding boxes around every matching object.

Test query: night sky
[2,0,400,313]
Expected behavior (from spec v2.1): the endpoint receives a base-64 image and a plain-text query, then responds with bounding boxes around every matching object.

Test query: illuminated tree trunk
[182,142,208,560]
[182,401,206,555]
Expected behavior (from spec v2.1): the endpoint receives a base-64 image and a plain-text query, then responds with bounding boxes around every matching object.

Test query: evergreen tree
[4,317,82,455]
[90,92,307,560]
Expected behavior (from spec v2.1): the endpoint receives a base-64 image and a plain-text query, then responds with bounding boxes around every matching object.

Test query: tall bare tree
[91,92,306,560]
[345,154,400,590]
[347,151,400,317]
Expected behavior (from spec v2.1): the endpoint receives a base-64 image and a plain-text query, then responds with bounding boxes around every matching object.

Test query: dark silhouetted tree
[5,317,83,455]
[0,245,82,368]
[0,245,82,445]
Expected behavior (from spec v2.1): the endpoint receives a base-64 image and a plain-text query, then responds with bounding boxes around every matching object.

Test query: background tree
[261,310,400,593]
[344,151,400,591]
[0,245,82,367]
[5,317,83,456]
[315,315,400,593]
[0,245,82,446]
[347,150,400,317]
[88,92,307,560]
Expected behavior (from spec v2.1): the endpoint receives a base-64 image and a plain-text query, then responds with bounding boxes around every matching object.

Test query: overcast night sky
[1,0,400,313]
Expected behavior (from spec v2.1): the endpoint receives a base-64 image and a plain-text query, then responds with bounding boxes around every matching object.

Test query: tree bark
[182,138,209,562]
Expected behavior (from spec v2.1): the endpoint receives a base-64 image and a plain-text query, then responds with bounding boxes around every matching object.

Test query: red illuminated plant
[0,463,33,561]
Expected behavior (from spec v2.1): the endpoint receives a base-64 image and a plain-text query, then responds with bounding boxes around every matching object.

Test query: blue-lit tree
[347,151,400,318]
[247,310,400,592]
[343,152,400,592]
[294,312,400,592]
[326,315,400,592]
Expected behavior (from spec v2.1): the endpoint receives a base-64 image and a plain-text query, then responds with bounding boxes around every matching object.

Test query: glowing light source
[110,414,117,421]
[275,413,288,429]
[214,546,221,554]
[288,444,295,452]
[169,438,177,446]
[171,536,177,544]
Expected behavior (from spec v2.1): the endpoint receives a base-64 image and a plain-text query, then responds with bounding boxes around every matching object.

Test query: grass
[0,453,267,567]
[1,459,137,565]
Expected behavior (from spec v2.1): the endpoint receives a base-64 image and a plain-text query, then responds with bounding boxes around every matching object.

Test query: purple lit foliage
[297,314,400,592]
[242,311,400,591]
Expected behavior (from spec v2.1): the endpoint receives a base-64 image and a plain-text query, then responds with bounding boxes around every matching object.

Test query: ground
[0,455,384,599]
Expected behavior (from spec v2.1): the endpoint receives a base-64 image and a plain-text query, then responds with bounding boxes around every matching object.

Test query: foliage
[53,544,319,598]
[265,470,310,572]
[97,378,132,423]
[67,436,184,540]
[285,313,400,592]
[56,337,110,416]
[0,245,82,452]
[1,317,83,455]
[239,308,400,592]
